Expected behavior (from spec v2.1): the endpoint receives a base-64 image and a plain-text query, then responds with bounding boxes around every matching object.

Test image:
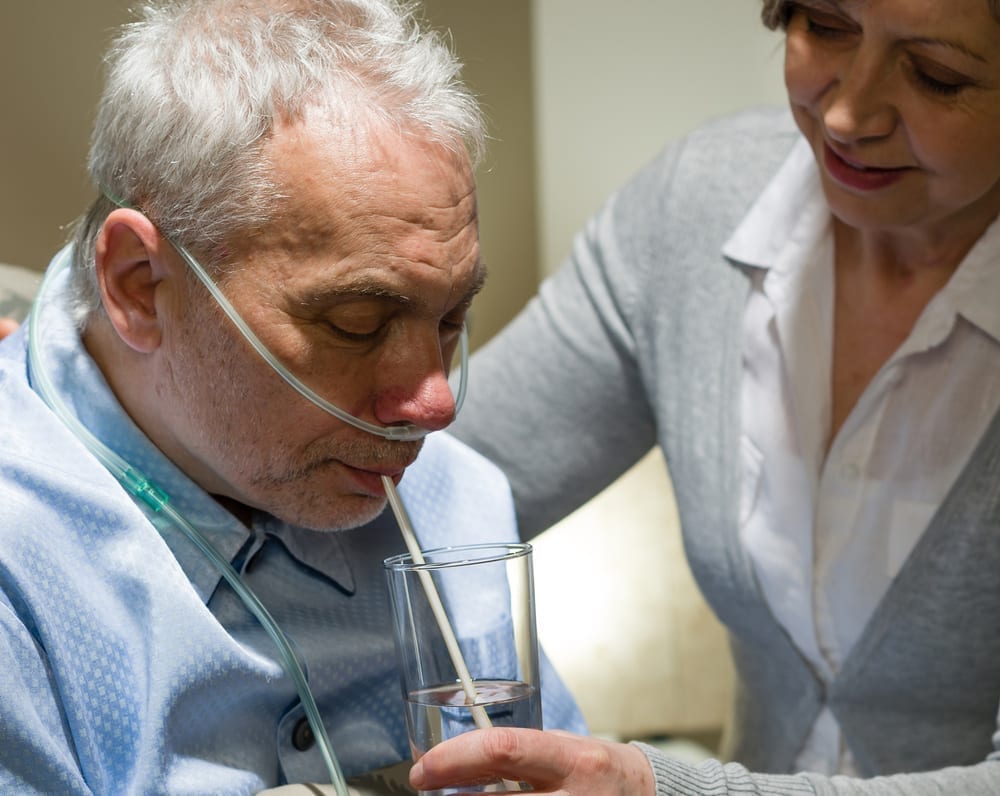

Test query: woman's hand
[409,728,656,795]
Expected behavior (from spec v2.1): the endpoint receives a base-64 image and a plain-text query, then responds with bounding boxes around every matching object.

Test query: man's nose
[374,344,457,433]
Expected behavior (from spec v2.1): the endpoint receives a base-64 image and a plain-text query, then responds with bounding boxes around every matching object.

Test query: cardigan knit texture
[452,106,1000,795]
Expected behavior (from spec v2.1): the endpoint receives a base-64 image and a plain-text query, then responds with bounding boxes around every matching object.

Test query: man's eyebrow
[297,259,489,310]
[298,278,412,308]
[458,260,489,307]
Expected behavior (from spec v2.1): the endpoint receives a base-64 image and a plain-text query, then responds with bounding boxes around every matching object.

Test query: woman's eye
[910,62,972,97]
[798,7,854,38]
[808,21,841,37]
[915,73,966,96]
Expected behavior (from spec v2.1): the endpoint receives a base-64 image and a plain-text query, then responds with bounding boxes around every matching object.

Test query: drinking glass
[384,542,540,794]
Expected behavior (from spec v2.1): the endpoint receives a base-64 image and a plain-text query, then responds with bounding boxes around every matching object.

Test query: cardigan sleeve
[638,740,1000,796]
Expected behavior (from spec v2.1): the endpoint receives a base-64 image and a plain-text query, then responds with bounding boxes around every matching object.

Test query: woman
[417,0,1000,793]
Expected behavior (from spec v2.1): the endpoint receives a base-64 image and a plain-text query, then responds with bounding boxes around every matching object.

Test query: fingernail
[410,759,425,787]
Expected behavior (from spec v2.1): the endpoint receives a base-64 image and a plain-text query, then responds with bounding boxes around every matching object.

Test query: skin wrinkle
[314,198,481,306]
[161,253,427,529]
[121,114,481,531]
[243,117,484,323]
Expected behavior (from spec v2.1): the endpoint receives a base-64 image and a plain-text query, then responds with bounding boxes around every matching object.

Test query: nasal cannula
[26,231,466,793]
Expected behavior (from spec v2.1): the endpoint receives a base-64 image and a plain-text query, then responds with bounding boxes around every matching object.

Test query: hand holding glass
[384,543,540,794]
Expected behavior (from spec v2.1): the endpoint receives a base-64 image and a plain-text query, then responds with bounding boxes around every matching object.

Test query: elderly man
[0,1,583,792]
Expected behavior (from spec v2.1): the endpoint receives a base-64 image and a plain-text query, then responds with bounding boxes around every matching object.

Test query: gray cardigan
[453,107,1000,794]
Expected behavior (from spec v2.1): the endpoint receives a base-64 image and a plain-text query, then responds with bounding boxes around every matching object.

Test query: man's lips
[340,462,411,492]
[345,460,410,475]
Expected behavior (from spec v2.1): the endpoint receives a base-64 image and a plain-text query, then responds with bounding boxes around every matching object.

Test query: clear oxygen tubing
[27,246,351,796]
[104,191,469,442]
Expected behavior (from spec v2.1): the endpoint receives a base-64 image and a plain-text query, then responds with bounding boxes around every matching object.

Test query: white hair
[69,0,485,326]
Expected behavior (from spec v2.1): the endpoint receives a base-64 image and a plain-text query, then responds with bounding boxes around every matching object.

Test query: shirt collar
[722,137,824,273]
[256,516,357,595]
[30,249,356,601]
[720,139,1000,347]
[932,215,1000,346]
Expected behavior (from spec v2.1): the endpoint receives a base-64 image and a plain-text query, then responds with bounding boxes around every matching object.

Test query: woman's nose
[823,51,898,144]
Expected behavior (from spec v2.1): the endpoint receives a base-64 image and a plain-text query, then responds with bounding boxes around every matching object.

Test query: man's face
[153,115,483,531]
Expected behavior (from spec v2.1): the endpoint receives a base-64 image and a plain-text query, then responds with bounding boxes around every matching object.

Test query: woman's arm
[410,726,1000,796]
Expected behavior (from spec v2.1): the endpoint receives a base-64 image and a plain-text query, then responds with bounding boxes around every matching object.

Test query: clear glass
[384,543,540,795]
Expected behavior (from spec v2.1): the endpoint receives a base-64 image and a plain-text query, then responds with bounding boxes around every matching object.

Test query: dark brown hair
[760,0,1000,30]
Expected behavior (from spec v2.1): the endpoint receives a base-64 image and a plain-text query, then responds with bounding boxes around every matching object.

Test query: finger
[0,318,19,340]
[411,727,576,791]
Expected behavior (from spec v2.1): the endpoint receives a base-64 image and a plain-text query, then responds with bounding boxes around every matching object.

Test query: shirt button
[292,718,315,751]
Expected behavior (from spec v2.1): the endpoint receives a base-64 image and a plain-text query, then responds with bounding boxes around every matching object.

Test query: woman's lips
[823,142,908,192]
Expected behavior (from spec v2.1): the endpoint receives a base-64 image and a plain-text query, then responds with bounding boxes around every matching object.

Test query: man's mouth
[349,463,407,478]
[340,460,414,486]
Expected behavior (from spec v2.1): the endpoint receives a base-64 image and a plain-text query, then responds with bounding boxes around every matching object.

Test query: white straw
[382,476,524,792]
[382,475,493,729]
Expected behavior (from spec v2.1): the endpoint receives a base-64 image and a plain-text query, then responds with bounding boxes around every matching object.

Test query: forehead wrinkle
[410,183,478,231]
[329,190,478,293]
[346,180,477,243]
[337,142,478,232]
[254,189,475,274]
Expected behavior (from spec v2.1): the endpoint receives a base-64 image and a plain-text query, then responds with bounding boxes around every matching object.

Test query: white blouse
[724,139,1000,775]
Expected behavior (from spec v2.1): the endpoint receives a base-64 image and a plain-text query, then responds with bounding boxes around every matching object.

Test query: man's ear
[95,208,179,353]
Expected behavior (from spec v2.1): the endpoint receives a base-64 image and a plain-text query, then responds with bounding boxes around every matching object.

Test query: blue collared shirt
[0,256,585,794]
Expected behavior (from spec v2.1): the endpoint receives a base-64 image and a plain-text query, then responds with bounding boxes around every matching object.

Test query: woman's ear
[94,208,178,353]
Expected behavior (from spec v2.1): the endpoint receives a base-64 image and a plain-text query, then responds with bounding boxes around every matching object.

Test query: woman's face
[784,0,1000,241]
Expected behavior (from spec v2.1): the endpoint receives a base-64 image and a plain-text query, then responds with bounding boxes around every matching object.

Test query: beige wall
[532,0,786,275]
[421,0,538,348]
[0,3,133,272]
